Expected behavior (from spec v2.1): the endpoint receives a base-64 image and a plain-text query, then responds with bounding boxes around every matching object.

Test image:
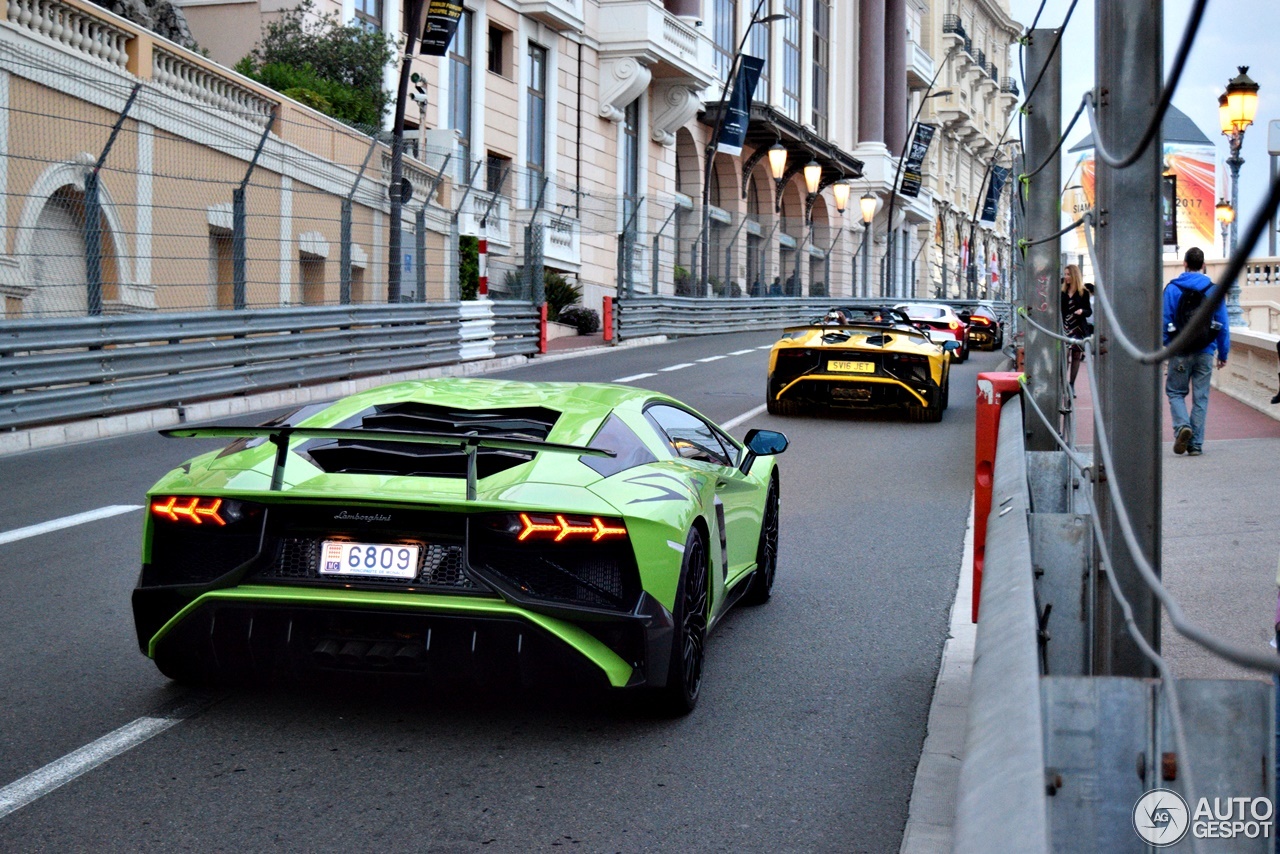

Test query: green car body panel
[133,378,782,699]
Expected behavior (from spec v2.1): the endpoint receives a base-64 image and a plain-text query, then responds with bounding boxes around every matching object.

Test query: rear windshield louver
[359,402,559,440]
[299,402,561,479]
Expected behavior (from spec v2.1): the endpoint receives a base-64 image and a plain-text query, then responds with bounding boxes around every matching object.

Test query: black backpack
[1172,284,1221,352]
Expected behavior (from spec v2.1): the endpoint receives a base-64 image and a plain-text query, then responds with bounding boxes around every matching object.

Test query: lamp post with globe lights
[1216,198,1235,258]
[1218,66,1258,327]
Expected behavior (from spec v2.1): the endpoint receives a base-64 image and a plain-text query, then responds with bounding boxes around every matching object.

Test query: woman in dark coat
[1060,263,1091,393]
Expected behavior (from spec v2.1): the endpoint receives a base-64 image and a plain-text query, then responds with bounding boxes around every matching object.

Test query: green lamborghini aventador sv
[132,378,787,714]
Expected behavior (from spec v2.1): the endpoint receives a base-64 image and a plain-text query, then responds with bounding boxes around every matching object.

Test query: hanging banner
[420,0,464,56]
[899,123,936,198]
[716,56,765,156]
[980,165,1010,223]
[1162,173,1178,246]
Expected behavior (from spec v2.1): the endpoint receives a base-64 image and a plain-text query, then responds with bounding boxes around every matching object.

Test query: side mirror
[957,311,972,323]
[740,428,788,475]
[943,340,961,352]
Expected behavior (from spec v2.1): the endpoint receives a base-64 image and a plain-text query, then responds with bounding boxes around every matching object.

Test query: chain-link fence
[3,2,909,322]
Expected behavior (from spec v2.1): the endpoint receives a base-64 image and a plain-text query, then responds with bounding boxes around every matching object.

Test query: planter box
[546,320,580,340]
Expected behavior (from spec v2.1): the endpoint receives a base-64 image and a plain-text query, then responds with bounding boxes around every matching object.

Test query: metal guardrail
[0,302,538,431]
[491,302,542,359]
[615,295,1017,340]
[953,398,1051,853]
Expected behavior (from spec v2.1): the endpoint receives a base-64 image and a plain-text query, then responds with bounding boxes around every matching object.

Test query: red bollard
[602,296,614,343]
[973,371,1022,622]
[538,302,548,354]
[477,237,488,296]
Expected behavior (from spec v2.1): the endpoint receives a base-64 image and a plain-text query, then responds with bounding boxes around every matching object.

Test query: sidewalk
[543,332,606,353]
[901,373,1280,852]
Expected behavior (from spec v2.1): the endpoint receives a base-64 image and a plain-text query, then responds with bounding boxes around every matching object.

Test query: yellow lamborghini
[765,306,958,422]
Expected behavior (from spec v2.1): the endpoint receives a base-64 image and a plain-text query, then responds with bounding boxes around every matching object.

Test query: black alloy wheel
[656,527,709,715]
[743,476,780,605]
[765,377,803,416]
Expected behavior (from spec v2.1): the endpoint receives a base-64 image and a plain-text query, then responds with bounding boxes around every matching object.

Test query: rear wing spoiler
[781,322,934,342]
[162,426,615,498]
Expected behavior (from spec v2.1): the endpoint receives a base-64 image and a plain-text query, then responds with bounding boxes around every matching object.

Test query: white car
[895,303,969,362]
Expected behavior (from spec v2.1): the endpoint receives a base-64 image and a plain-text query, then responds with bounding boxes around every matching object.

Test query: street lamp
[832,180,851,215]
[860,192,877,298]
[1218,65,1258,326]
[1216,198,1235,258]
[699,2,787,298]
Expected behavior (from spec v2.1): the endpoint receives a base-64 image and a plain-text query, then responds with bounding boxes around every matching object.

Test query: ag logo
[1133,788,1190,847]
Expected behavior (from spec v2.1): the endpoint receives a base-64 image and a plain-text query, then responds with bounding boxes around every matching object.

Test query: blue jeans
[1165,352,1214,448]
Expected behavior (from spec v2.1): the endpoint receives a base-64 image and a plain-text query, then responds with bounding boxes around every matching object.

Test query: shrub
[543,271,582,321]
[557,306,601,334]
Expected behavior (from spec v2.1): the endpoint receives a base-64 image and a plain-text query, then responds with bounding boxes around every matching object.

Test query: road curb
[900,494,977,853]
[0,335,670,458]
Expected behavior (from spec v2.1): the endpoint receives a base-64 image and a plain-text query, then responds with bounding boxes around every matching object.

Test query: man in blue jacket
[1162,246,1229,456]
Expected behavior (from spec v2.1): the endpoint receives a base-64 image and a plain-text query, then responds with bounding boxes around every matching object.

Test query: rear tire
[766,378,803,416]
[908,401,943,423]
[743,476,779,606]
[653,528,708,716]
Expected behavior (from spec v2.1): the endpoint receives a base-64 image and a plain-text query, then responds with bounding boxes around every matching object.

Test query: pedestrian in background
[1060,264,1091,394]
[1162,246,1229,456]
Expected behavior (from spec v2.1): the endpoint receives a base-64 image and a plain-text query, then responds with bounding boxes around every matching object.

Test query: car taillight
[949,320,960,330]
[973,317,991,326]
[485,513,628,543]
[150,496,256,527]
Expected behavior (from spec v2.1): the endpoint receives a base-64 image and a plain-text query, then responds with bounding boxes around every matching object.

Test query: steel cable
[1018,367,1202,854]
[1082,166,1280,364]
[1019,216,1087,250]
[1081,0,1208,170]
[1083,347,1280,674]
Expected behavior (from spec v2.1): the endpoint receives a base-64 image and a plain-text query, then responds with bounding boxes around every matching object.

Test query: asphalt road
[0,332,1001,852]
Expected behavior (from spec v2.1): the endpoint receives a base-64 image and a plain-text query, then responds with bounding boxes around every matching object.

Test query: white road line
[696,355,726,363]
[0,716,180,819]
[729,349,758,356]
[722,404,768,431]
[755,345,774,350]
[0,505,143,547]
[612,372,656,383]
[660,363,694,372]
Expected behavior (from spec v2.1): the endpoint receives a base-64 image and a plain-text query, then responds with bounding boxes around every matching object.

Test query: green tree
[236,2,394,129]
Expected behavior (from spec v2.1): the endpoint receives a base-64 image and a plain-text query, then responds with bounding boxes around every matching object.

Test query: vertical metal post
[341,136,378,306]
[84,172,103,316]
[1095,0,1163,676]
[861,222,872,298]
[340,198,352,304]
[415,205,427,301]
[389,0,427,304]
[232,112,277,311]
[232,185,248,310]
[1023,28,1063,452]
[84,82,141,316]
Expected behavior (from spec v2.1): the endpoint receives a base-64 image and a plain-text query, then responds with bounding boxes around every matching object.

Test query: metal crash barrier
[614,295,1012,341]
[0,301,538,432]
[954,386,1275,853]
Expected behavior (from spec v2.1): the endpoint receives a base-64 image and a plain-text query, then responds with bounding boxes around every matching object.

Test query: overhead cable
[1081,0,1208,170]
[1084,348,1280,675]
[1083,168,1280,363]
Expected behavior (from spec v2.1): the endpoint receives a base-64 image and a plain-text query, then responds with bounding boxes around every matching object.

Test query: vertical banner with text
[716,56,765,156]
[420,0,464,56]
[980,165,1011,223]
[898,123,937,198]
